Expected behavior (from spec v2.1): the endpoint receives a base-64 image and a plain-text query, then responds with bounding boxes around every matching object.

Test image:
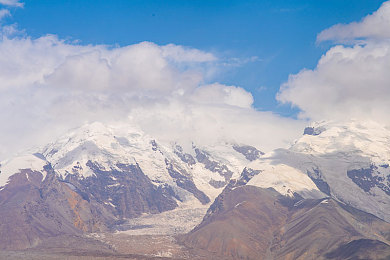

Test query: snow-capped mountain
[0,121,263,249]
[1,119,390,257]
[39,121,259,204]
[181,120,390,259]
[247,120,390,222]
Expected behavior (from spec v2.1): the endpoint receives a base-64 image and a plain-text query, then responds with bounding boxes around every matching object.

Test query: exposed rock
[307,168,331,196]
[208,179,225,189]
[347,165,390,196]
[32,153,46,161]
[303,126,325,136]
[236,167,262,186]
[218,167,261,192]
[150,140,158,151]
[67,161,179,219]
[174,145,196,166]
[232,145,264,161]
[165,160,210,204]
[195,148,233,182]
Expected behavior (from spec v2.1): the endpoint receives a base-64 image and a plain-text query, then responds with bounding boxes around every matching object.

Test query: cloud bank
[0,29,305,159]
[278,1,390,124]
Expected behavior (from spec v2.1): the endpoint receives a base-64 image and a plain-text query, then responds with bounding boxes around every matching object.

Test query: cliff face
[66,161,179,219]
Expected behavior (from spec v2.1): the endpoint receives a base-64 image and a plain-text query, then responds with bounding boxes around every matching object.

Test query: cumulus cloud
[277,43,390,121]
[317,1,390,42]
[0,31,305,159]
[278,2,390,124]
[0,0,23,7]
[44,42,205,96]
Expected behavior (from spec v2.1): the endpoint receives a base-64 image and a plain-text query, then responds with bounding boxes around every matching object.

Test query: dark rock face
[303,127,316,135]
[347,165,390,196]
[0,166,114,250]
[165,160,210,204]
[307,168,331,196]
[195,148,233,183]
[182,185,390,260]
[303,126,325,136]
[236,167,262,186]
[32,153,46,160]
[216,167,262,193]
[66,161,179,219]
[208,179,225,189]
[150,140,158,151]
[232,145,264,161]
[174,145,196,166]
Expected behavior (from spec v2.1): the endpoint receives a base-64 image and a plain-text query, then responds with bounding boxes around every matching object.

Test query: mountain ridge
[0,119,390,259]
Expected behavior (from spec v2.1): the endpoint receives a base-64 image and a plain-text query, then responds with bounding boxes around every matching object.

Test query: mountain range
[0,120,389,259]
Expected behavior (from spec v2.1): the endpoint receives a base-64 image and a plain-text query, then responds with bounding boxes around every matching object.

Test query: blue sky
[4,0,385,117]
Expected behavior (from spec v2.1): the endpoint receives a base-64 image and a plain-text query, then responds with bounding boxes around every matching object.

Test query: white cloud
[0,32,305,159]
[190,83,254,108]
[44,42,204,95]
[129,102,304,153]
[0,0,23,7]
[0,9,10,20]
[161,44,216,63]
[278,42,390,122]
[317,1,390,42]
[278,2,390,124]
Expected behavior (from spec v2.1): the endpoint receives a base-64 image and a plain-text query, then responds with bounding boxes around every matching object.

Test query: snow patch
[247,154,322,198]
[0,154,47,187]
